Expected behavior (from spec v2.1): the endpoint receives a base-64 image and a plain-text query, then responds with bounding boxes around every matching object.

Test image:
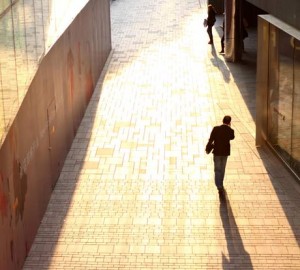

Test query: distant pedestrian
[205,116,235,195]
[206,4,216,44]
[241,17,248,52]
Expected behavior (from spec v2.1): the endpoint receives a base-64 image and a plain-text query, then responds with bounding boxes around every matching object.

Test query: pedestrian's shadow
[219,191,253,269]
[210,45,231,83]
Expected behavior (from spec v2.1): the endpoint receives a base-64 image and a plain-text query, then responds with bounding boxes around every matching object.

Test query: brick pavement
[23,0,300,269]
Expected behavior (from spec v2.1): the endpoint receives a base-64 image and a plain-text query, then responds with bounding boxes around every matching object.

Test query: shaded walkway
[23,0,300,269]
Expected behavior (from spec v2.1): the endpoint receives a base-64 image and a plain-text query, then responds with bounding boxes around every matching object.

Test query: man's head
[223,115,231,125]
[208,4,214,11]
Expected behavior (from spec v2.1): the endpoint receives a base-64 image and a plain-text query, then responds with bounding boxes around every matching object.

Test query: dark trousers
[221,35,224,51]
[207,25,213,42]
[213,155,228,188]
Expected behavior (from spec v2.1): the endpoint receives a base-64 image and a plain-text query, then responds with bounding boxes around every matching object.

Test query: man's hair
[223,115,231,124]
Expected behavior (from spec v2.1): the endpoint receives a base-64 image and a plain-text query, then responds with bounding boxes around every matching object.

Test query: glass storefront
[0,0,89,145]
[267,25,300,176]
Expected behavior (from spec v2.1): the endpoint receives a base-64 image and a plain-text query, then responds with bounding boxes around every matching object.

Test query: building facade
[249,0,300,179]
[220,0,300,178]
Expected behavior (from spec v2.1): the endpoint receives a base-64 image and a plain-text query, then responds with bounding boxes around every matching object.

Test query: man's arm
[230,129,235,140]
[205,127,216,153]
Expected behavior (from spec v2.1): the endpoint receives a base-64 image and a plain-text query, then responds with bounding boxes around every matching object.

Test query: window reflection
[0,0,89,145]
[267,25,300,177]
[292,38,300,175]
[277,30,293,160]
[268,25,279,146]
[0,0,14,12]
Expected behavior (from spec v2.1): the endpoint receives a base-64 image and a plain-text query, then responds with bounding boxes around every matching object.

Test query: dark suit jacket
[207,9,216,26]
[206,124,235,156]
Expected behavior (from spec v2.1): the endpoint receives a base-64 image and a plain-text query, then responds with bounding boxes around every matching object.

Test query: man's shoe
[208,41,213,44]
[219,50,224,54]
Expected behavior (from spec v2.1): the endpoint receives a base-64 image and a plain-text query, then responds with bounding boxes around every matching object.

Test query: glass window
[267,25,279,146]
[291,38,300,175]
[0,0,12,14]
[0,8,18,132]
[268,27,294,164]
[267,25,300,177]
[0,0,89,145]
[276,30,294,160]
[12,1,28,102]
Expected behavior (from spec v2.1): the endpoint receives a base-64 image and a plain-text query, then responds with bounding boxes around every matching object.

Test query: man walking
[205,116,235,195]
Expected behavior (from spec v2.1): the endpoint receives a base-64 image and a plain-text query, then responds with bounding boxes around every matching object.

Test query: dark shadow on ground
[22,55,111,269]
[210,44,231,83]
[219,191,253,270]
[212,13,300,252]
[204,5,300,264]
[212,14,257,121]
[255,145,300,247]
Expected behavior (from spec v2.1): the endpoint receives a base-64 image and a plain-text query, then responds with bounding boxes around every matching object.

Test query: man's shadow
[210,45,231,83]
[219,191,253,269]
[208,15,231,84]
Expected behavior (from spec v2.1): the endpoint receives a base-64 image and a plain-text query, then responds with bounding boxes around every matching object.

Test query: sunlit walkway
[23,0,300,269]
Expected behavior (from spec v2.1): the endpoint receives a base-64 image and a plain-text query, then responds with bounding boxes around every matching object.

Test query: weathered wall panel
[0,0,111,269]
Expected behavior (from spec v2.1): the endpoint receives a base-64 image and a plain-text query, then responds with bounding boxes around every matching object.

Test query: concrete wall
[0,0,111,269]
[246,0,300,29]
